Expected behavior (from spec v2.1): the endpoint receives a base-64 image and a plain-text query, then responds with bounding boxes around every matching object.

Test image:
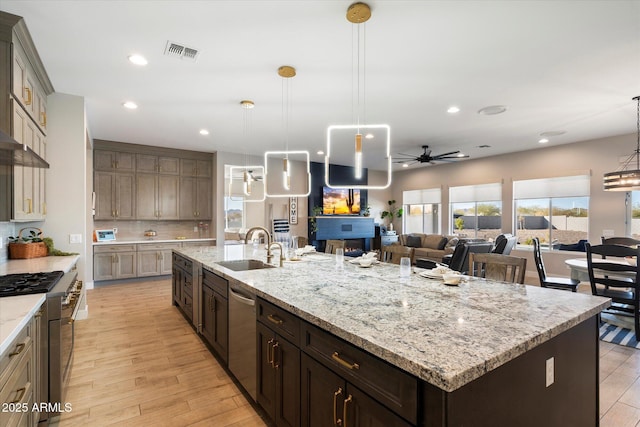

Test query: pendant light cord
[636,96,639,170]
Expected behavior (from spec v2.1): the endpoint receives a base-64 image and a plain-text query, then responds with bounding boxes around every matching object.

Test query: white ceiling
[2,0,640,170]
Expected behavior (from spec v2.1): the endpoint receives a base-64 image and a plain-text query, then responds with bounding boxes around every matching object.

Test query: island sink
[216,259,275,271]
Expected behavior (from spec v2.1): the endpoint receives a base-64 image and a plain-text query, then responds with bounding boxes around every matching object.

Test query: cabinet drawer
[301,322,418,424]
[202,268,227,297]
[257,298,300,344]
[172,253,193,271]
[0,339,33,427]
[0,322,32,387]
[94,244,137,253]
[137,243,181,251]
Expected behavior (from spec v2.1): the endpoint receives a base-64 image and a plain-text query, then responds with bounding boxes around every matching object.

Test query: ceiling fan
[394,145,469,166]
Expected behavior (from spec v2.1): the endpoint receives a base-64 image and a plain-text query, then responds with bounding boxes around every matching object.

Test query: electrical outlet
[546,357,554,387]
[193,226,199,232]
[113,227,118,234]
[69,234,82,244]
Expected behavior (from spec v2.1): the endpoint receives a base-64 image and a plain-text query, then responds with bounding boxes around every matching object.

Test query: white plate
[419,268,452,279]
[358,264,373,268]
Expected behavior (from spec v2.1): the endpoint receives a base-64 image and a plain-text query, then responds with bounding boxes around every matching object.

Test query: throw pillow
[406,235,422,248]
[446,237,459,248]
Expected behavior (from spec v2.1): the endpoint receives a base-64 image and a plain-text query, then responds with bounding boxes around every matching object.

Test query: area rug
[599,322,640,349]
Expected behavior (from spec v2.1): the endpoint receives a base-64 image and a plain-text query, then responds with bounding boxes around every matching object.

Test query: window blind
[449,183,502,203]
[513,175,590,199]
[403,188,441,205]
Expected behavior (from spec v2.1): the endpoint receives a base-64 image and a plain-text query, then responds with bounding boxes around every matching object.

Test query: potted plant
[309,206,323,234]
[362,204,371,217]
[381,200,403,231]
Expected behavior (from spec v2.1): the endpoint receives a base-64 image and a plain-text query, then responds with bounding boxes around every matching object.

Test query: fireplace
[345,239,365,257]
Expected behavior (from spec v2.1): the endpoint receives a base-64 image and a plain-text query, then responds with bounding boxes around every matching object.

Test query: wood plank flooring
[53,278,640,426]
[53,278,267,427]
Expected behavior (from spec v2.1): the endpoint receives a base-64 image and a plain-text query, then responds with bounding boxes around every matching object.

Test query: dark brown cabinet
[172,253,193,321]
[257,322,300,427]
[301,354,411,427]
[201,268,228,363]
[257,298,301,427]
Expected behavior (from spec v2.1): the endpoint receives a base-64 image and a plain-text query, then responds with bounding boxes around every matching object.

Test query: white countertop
[176,245,611,392]
[0,293,45,355]
[93,238,215,246]
[0,255,79,275]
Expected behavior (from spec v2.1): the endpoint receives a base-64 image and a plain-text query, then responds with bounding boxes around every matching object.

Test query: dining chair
[380,245,414,265]
[601,236,640,247]
[468,253,527,284]
[294,236,308,249]
[325,239,345,254]
[586,243,640,340]
[447,241,493,274]
[492,234,517,255]
[533,237,580,292]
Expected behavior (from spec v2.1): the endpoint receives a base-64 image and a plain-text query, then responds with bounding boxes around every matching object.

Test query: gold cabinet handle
[115,160,119,169]
[331,352,360,370]
[26,198,32,214]
[272,342,280,369]
[42,202,47,214]
[343,394,353,427]
[11,387,26,404]
[24,87,32,105]
[9,343,25,357]
[267,314,283,325]
[333,387,343,426]
[267,338,275,367]
[40,111,47,126]
[116,210,119,217]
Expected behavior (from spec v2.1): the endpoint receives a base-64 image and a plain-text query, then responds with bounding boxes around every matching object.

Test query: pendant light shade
[603,96,640,191]
[228,100,265,202]
[325,2,392,190]
[264,66,311,197]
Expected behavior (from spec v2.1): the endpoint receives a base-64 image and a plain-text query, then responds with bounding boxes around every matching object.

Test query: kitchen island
[174,245,610,426]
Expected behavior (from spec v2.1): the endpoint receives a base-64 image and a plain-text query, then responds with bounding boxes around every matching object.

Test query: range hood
[0,128,49,168]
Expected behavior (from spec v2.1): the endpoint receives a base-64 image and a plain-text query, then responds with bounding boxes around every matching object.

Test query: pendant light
[325,2,392,190]
[604,96,640,191]
[229,100,265,202]
[264,66,311,197]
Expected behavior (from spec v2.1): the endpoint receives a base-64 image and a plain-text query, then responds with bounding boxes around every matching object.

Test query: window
[629,191,640,238]
[224,196,244,230]
[402,189,441,234]
[513,175,589,249]
[449,183,502,239]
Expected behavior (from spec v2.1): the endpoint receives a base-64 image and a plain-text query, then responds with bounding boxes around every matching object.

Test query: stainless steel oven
[40,271,82,425]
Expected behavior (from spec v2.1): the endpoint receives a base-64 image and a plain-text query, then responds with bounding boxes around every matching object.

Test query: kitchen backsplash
[0,222,17,261]
[93,220,213,241]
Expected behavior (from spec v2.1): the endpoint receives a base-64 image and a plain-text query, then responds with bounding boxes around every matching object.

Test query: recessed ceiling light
[447,106,460,114]
[540,130,566,137]
[538,138,549,144]
[402,163,409,168]
[317,150,324,155]
[365,133,374,139]
[122,101,138,109]
[477,105,507,115]
[128,54,148,66]
[199,129,209,136]
[240,100,255,109]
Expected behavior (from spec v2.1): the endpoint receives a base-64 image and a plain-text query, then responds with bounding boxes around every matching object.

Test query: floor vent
[164,41,200,61]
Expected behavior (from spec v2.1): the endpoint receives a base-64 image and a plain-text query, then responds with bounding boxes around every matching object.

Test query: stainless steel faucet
[268,242,285,267]
[244,226,275,264]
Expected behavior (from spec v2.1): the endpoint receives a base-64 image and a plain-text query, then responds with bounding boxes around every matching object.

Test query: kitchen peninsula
[174,245,610,426]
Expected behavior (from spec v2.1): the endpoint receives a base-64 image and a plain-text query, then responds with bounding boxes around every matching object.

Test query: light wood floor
[54,278,640,426]
[54,278,267,427]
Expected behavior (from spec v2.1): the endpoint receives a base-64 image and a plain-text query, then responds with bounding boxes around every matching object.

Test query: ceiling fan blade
[432,150,460,158]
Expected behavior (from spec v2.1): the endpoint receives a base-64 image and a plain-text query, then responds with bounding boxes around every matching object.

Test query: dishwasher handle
[229,286,256,306]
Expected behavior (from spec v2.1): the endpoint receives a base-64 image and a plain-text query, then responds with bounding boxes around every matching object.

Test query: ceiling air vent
[164,41,200,61]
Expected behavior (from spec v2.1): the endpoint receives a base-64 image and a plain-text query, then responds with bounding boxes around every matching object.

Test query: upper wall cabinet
[93,140,214,221]
[0,12,54,222]
[94,150,135,172]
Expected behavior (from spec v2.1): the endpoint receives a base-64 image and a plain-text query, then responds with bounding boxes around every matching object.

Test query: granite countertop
[0,256,79,355]
[0,255,79,275]
[93,237,215,245]
[176,245,610,392]
[0,293,45,355]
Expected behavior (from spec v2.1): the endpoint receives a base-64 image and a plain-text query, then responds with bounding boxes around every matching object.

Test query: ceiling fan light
[402,163,409,168]
[447,106,460,114]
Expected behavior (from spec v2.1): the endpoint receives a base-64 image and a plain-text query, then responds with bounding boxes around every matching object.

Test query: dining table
[565,257,636,282]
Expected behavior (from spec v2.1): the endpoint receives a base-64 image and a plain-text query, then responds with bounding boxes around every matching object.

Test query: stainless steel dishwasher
[228,280,257,401]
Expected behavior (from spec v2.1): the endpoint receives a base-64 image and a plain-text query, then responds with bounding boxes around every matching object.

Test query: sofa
[396,233,459,263]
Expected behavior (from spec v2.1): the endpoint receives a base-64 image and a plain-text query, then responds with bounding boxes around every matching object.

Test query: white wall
[46,93,88,282]
[390,133,633,277]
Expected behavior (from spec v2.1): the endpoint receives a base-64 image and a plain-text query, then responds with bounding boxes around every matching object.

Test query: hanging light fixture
[229,100,265,202]
[325,2,392,190]
[604,96,640,191]
[264,66,311,197]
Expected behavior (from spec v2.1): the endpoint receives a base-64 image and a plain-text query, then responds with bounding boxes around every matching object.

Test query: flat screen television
[323,187,361,215]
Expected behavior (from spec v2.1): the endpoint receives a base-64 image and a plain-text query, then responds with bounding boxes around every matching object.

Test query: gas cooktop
[0,271,65,297]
